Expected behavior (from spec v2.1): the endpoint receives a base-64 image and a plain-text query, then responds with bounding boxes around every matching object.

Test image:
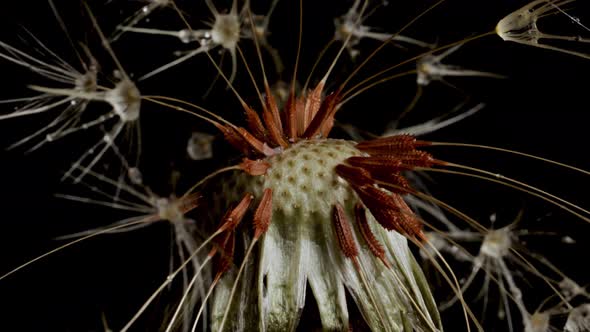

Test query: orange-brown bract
[355,204,391,268]
[253,188,273,239]
[332,204,360,259]
[239,158,271,176]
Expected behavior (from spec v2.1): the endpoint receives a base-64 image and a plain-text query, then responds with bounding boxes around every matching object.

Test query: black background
[1,0,589,331]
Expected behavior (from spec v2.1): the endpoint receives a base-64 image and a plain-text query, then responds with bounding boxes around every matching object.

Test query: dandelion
[1,0,589,331]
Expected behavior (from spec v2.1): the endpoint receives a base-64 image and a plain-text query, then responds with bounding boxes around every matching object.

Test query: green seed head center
[229,139,363,219]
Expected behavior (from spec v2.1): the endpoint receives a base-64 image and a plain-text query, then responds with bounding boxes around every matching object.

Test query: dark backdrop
[1,0,589,331]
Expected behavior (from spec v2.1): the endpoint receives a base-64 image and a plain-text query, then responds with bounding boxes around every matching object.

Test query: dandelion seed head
[205,133,443,330]
[225,139,362,218]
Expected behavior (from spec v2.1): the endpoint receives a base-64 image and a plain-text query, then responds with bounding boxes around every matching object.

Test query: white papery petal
[305,214,349,330]
[211,235,259,332]
[337,207,442,332]
[257,211,309,332]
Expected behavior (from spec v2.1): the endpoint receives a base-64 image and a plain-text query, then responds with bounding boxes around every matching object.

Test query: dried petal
[333,204,359,258]
[221,193,253,232]
[243,105,267,141]
[356,134,429,154]
[253,188,273,239]
[240,158,271,176]
[355,204,390,268]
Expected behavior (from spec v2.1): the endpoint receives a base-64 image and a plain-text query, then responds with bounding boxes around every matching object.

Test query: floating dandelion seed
[0,34,98,151]
[119,0,278,83]
[496,0,590,59]
[565,304,590,332]
[415,44,505,87]
[422,211,589,332]
[0,3,143,182]
[1,0,590,331]
[333,0,432,59]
